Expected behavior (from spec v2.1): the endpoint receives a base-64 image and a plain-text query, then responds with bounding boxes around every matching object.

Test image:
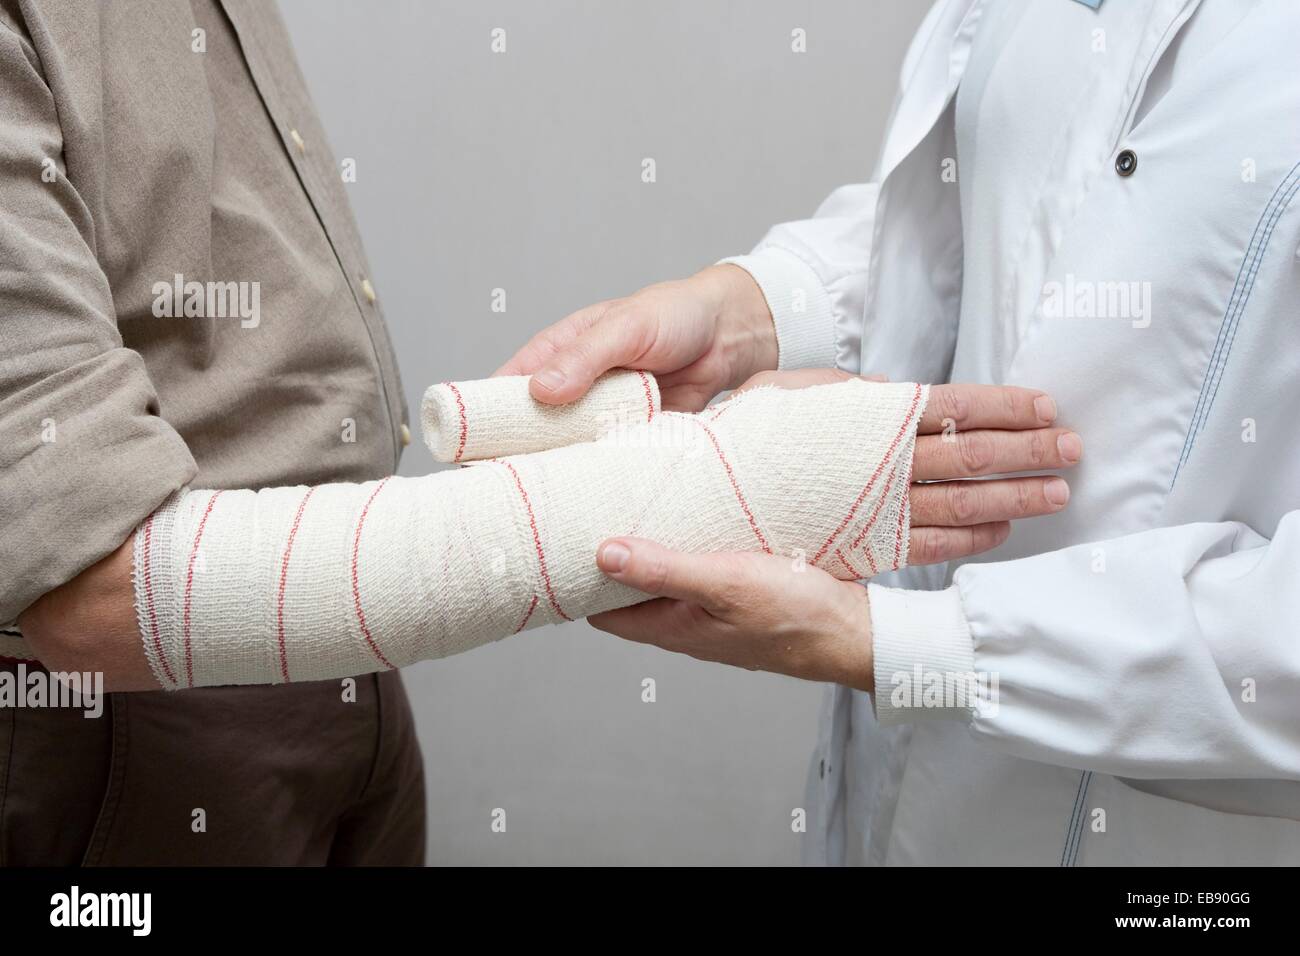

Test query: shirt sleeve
[0,16,196,624]
[719,181,879,372]
[868,513,1300,780]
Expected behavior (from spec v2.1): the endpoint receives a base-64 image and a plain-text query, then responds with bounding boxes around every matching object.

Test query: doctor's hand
[495,264,776,412]
[591,539,876,691]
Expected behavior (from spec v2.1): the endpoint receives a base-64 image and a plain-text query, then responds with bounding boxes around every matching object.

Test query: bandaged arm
[132,373,927,689]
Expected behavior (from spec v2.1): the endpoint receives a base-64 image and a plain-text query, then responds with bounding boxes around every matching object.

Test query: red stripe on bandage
[811,383,923,566]
[351,478,397,670]
[141,513,177,686]
[514,594,540,634]
[692,419,772,554]
[835,548,863,580]
[276,487,317,683]
[500,461,572,621]
[840,461,902,579]
[708,400,735,423]
[445,382,469,463]
[893,482,910,570]
[636,371,655,422]
[182,491,225,688]
[849,461,901,552]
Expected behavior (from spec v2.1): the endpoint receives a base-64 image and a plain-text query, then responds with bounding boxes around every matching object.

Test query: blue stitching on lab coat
[1175,161,1300,483]
[1059,770,1087,866]
[1201,174,1300,431]
[1059,770,1093,866]
[1172,161,1300,489]
[1067,772,1093,866]
[1181,164,1298,465]
[1191,168,1300,449]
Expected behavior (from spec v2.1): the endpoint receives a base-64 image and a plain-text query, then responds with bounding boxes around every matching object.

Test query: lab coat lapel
[874,0,985,186]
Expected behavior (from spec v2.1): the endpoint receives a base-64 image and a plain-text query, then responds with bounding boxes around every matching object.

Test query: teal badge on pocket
[1071,0,1103,8]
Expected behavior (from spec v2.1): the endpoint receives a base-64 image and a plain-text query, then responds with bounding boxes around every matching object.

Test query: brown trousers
[0,665,425,866]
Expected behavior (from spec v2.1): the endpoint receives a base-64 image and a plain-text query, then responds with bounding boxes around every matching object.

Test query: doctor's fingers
[912,426,1082,481]
[917,383,1058,434]
[494,301,613,379]
[910,476,1071,528]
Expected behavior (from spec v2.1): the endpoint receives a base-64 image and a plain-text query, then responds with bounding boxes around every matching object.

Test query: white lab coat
[726,0,1300,864]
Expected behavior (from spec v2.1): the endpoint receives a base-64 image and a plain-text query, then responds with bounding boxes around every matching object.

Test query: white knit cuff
[718,249,836,370]
[869,584,979,725]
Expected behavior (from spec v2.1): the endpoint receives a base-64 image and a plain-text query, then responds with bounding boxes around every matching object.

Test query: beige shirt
[0,0,408,626]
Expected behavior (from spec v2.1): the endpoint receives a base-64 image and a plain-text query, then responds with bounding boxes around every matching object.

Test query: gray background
[278,0,928,865]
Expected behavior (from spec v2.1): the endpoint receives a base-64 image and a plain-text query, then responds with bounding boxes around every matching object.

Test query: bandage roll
[135,376,928,689]
[421,370,660,462]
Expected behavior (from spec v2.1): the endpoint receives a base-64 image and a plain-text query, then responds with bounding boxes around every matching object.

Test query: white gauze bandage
[134,375,928,689]
[422,371,660,462]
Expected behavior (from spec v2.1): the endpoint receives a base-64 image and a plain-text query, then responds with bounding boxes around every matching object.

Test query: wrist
[18,537,158,691]
[838,581,875,693]
[716,251,837,371]
[694,264,779,385]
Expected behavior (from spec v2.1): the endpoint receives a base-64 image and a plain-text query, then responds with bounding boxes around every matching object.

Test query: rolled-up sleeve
[0,18,195,623]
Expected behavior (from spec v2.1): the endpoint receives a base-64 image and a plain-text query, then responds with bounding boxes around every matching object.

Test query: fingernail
[1057,432,1083,463]
[1044,477,1070,506]
[598,541,630,573]
[532,368,567,393]
[1034,394,1057,423]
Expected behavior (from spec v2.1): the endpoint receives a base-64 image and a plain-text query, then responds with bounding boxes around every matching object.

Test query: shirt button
[361,278,377,304]
[400,423,411,447]
[289,128,306,154]
[1115,148,1137,177]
